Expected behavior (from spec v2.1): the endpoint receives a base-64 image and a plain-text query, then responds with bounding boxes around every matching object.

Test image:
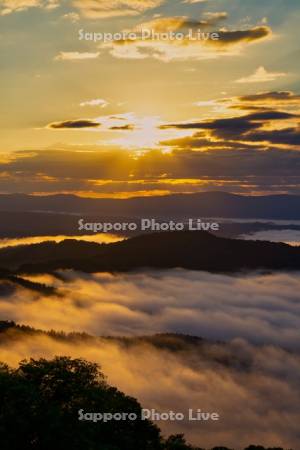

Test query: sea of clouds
[0,269,299,349]
[0,269,300,449]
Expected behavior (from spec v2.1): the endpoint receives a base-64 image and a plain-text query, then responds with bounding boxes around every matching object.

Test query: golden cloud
[0,0,59,15]
[72,0,164,19]
[102,25,271,62]
[235,66,287,84]
[54,51,100,61]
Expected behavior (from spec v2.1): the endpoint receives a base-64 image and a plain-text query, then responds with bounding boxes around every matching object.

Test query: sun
[109,115,163,149]
[106,114,192,150]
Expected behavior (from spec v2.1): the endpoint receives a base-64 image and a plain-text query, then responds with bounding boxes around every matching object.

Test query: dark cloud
[161,110,299,143]
[187,117,259,139]
[0,147,300,195]
[1,90,299,195]
[109,116,127,120]
[49,119,100,129]
[245,127,300,146]
[245,110,297,120]
[138,20,270,45]
[229,105,271,112]
[161,134,262,150]
[105,23,272,62]
[161,110,296,131]
[238,91,300,103]
[110,124,135,131]
[161,117,260,135]
[211,91,300,117]
[136,148,300,179]
[210,26,271,46]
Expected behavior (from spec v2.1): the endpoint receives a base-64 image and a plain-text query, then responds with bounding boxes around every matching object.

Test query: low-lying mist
[0,326,299,449]
[0,269,299,349]
[1,269,299,449]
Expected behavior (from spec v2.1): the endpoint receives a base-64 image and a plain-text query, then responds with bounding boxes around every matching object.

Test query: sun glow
[0,234,124,249]
[105,115,190,149]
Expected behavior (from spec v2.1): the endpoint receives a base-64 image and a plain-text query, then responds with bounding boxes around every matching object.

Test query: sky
[0,0,300,197]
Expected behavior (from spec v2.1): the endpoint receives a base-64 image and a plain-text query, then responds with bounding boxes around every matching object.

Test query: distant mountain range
[1,211,300,240]
[0,191,300,219]
[1,231,300,274]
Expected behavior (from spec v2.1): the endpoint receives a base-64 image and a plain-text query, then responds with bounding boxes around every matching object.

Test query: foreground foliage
[0,357,292,450]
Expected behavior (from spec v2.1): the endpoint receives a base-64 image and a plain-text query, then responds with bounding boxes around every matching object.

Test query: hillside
[0,191,300,219]
[0,231,300,273]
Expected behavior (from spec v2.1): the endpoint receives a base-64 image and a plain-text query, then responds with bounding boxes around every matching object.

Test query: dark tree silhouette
[164,434,204,449]
[0,357,290,450]
[0,357,162,450]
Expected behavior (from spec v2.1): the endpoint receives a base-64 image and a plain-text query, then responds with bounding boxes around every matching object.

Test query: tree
[0,356,162,450]
[164,434,205,450]
[211,447,234,450]
[0,356,291,450]
[244,447,285,450]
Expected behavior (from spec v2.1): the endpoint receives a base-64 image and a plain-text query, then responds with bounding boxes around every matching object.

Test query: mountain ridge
[1,191,300,219]
[0,231,299,273]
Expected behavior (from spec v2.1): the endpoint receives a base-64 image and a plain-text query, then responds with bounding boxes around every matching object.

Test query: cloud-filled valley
[0,319,299,449]
[1,269,300,349]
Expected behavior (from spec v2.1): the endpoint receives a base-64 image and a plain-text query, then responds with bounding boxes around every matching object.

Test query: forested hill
[0,231,300,273]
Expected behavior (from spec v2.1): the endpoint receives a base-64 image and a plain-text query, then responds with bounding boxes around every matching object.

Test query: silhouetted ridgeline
[0,321,271,371]
[1,211,300,240]
[0,269,56,295]
[0,191,300,219]
[0,231,300,273]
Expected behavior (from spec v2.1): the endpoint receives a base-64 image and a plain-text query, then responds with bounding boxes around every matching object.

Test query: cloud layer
[1,88,300,196]
[1,269,300,448]
[1,145,300,196]
[1,269,300,349]
[102,25,271,62]
[0,321,299,449]
[0,0,59,15]
[72,0,164,19]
